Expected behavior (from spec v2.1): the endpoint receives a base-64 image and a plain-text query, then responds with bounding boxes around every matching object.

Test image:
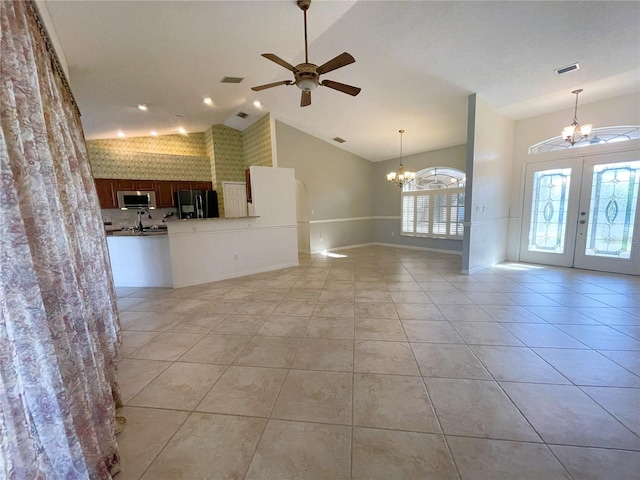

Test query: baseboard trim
[311,242,462,256]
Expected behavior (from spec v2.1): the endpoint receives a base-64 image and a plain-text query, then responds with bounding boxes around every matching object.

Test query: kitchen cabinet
[93,178,214,209]
[94,179,117,209]
[155,181,174,207]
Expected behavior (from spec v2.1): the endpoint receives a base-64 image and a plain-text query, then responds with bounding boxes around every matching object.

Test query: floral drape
[1,1,121,478]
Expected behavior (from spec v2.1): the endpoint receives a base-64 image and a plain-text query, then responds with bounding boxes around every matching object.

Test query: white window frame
[401,167,465,239]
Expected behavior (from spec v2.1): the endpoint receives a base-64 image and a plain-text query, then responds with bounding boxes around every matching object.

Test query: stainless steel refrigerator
[174,190,219,219]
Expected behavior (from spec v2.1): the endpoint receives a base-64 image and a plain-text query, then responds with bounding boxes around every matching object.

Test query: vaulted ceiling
[41,0,640,161]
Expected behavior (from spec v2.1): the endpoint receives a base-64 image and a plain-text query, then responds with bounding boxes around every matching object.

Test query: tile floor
[114,246,640,479]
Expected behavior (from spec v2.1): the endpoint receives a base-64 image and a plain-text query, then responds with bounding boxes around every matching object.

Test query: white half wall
[169,166,298,288]
[463,94,514,273]
[107,236,173,287]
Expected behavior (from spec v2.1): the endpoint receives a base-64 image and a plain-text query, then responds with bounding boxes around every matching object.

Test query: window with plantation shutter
[400,167,465,239]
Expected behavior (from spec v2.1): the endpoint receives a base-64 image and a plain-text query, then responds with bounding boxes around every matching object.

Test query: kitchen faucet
[136,209,152,232]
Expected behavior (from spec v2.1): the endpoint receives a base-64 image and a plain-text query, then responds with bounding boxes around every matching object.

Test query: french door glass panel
[528,168,571,254]
[584,160,640,259]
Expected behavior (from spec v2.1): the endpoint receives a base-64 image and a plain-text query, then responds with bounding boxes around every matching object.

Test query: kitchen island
[105,166,298,288]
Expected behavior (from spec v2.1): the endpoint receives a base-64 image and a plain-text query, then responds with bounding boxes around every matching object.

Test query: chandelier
[387,130,415,188]
[562,89,593,146]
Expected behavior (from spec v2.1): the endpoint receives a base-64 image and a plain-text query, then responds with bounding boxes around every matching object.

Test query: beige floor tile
[390,290,432,304]
[291,338,353,372]
[245,420,351,480]
[128,332,205,361]
[304,317,355,339]
[425,378,541,442]
[197,366,287,417]
[354,340,420,375]
[352,427,458,480]
[284,289,320,301]
[355,290,392,303]
[117,296,148,311]
[115,406,190,480]
[355,318,406,341]
[480,305,546,323]
[581,386,640,435]
[124,312,185,332]
[395,303,446,320]
[413,343,492,379]
[598,349,640,376]
[452,322,524,346]
[555,324,640,350]
[272,300,317,316]
[470,345,570,384]
[212,314,267,335]
[354,302,399,319]
[128,362,226,410]
[120,331,160,357]
[534,348,640,387]
[353,373,440,433]
[428,291,473,305]
[271,370,352,424]
[140,413,266,480]
[233,336,300,367]
[234,300,279,316]
[167,313,227,334]
[501,382,640,449]
[503,323,588,348]
[549,445,640,480]
[403,320,464,343]
[118,358,172,403]
[256,315,310,337]
[313,302,355,317]
[319,290,355,303]
[447,437,571,480]
[119,311,153,329]
[179,334,250,364]
[438,304,494,322]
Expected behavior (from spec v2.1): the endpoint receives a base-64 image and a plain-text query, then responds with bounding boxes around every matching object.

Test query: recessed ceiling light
[150,131,158,136]
[137,104,148,111]
[253,101,262,108]
[178,127,187,135]
[117,131,125,138]
[203,97,213,106]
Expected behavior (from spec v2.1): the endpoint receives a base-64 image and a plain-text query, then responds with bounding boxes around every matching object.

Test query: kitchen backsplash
[102,207,178,230]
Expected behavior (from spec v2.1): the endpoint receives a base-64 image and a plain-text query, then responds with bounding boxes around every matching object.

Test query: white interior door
[223,181,247,218]
[520,150,640,275]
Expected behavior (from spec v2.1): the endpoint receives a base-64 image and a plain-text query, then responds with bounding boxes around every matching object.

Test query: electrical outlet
[391,231,395,236]
[233,254,238,260]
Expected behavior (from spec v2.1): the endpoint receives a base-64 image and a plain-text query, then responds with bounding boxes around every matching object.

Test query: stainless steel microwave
[116,190,157,210]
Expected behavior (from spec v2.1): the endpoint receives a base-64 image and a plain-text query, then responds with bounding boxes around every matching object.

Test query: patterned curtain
[0,1,122,478]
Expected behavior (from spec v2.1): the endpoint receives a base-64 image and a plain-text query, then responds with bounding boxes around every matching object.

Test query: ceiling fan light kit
[251,0,361,107]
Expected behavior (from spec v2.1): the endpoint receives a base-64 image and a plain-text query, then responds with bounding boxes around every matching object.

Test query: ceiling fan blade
[301,90,311,107]
[316,52,355,75]
[251,80,293,91]
[262,53,297,72]
[320,80,361,97]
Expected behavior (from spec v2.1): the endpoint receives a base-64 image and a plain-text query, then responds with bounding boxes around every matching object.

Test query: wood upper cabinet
[93,178,215,209]
[94,179,117,209]
[192,181,213,190]
[155,181,175,207]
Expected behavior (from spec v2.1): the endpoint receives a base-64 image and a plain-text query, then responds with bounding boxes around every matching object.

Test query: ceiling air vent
[221,76,244,83]
[333,137,346,143]
[554,63,580,75]
[236,112,249,119]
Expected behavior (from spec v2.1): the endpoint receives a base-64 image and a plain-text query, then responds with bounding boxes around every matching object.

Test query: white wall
[107,236,173,287]
[507,92,640,261]
[462,94,514,273]
[169,167,298,287]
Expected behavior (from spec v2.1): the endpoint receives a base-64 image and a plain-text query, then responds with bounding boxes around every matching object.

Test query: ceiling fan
[251,0,361,107]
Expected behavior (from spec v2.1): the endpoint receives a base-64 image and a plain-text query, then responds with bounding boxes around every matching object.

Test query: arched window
[401,167,465,238]
[529,126,640,154]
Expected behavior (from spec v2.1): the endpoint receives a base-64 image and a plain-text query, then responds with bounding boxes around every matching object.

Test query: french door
[520,150,640,275]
